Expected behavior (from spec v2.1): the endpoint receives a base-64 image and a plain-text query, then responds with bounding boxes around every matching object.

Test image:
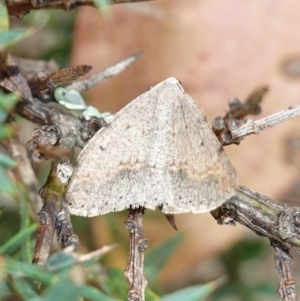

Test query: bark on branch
[6,0,154,18]
[124,208,148,301]
[211,186,300,301]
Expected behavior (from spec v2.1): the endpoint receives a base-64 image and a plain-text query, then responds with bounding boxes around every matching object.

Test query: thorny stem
[124,208,148,301]
[271,241,299,301]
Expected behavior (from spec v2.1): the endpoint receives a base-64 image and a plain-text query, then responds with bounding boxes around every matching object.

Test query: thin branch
[32,210,55,265]
[6,0,154,19]
[124,208,148,301]
[32,161,79,265]
[66,52,142,93]
[230,105,300,144]
[212,186,300,301]
[271,241,299,301]
[212,186,300,253]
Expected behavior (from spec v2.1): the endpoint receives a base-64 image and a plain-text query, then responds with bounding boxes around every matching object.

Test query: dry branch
[124,208,148,301]
[32,161,79,265]
[272,241,299,301]
[212,186,300,253]
[212,186,300,301]
[6,0,153,18]
[231,105,300,143]
[66,52,142,92]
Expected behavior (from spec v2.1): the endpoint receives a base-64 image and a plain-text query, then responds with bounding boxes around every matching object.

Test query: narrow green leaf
[81,285,122,301]
[0,153,16,168]
[159,278,226,301]
[0,223,37,255]
[19,188,32,263]
[46,251,77,272]
[0,1,9,32]
[0,92,19,112]
[144,233,185,283]
[5,257,54,285]
[0,281,9,300]
[0,107,7,124]
[0,124,15,140]
[12,277,38,299]
[103,268,129,300]
[0,166,15,196]
[145,288,160,301]
[28,277,81,301]
[0,28,35,49]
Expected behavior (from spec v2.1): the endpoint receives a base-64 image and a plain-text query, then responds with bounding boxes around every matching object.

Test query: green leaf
[159,278,226,301]
[103,268,129,300]
[145,288,160,301]
[0,28,35,49]
[0,124,15,140]
[0,223,37,255]
[0,153,16,168]
[0,92,19,113]
[0,165,16,196]
[0,282,9,300]
[19,189,33,263]
[0,28,33,48]
[0,107,7,124]
[12,277,38,299]
[0,92,17,123]
[0,1,9,32]
[46,251,77,272]
[29,277,81,301]
[144,233,185,283]
[5,257,54,285]
[81,285,122,301]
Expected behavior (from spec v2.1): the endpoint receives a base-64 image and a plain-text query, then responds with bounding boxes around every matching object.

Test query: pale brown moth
[66,78,238,216]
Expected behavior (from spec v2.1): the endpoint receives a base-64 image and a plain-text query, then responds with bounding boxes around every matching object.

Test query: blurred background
[3,1,300,300]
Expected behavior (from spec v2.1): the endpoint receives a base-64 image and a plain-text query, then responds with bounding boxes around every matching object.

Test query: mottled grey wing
[66,78,237,217]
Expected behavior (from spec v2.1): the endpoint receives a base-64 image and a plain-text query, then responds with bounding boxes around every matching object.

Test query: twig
[212,186,300,301]
[272,241,298,301]
[124,208,148,301]
[32,161,79,265]
[6,0,154,19]
[212,186,300,253]
[230,105,300,144]
[32,210,55,265]
[66,52,142,93]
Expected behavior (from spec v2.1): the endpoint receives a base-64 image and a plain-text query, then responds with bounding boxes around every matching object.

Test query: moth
[66,78,238,216]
